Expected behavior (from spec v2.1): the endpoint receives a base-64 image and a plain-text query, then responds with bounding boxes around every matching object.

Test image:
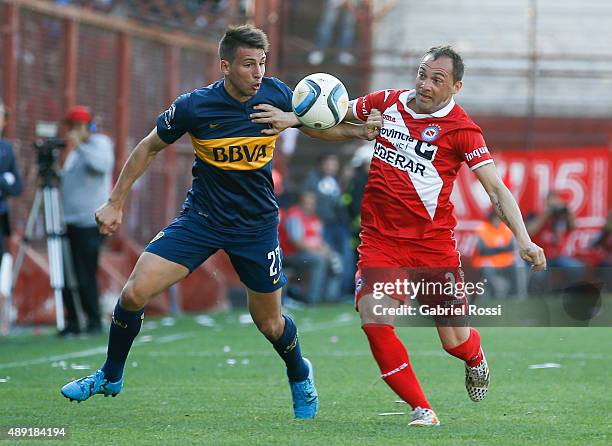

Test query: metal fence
[38,0,245,38]
[1,0,223,245]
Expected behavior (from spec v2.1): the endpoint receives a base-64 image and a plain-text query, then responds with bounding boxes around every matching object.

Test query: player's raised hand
[95,201,123,236]
[519,241,547,272]
[364,108,382,140]
[250,104,300,135]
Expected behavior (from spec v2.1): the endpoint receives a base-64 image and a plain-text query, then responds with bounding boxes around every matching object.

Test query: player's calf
[442,328,490,401]
[100,302,145,382]
[253,316,284,341]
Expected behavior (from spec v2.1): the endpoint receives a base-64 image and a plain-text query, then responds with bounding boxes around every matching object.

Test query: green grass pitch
[0,305,610,445]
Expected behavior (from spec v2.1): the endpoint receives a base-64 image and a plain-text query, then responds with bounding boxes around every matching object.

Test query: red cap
[65,105,92,123]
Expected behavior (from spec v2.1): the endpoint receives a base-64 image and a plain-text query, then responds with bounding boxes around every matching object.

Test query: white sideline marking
[0,332,194,370]
[144,349,608,361]
[0,317,352,371]
[0,321,352,370]
[155,333,193,343]
[0,346,108,370]
[299,319,354,333]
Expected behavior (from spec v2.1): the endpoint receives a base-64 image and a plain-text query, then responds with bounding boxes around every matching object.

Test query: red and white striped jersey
[353,89,493,240]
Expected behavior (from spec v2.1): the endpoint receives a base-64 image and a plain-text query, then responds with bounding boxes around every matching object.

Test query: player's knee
[120,282,149,311]
[255,317,284,340]
[360,312,390,327]
[358,295,395,326]
[438,326,470,350]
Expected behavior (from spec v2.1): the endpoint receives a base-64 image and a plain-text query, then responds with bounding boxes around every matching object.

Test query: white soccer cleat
[465,350,490,402]
[408,406,440,427]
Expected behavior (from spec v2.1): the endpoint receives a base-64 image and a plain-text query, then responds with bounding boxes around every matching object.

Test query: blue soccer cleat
[61,369,123,402]
[289,357,319,419]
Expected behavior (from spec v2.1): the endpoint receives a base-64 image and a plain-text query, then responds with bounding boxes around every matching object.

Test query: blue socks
[272,315,309,382]
[101,302,144,382]
[101,306,306,383]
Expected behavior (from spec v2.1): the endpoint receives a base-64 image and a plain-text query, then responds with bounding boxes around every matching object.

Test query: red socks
[444,328,483,367]
[362,324,431,410]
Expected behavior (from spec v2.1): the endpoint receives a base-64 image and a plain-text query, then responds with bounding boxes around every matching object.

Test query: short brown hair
[422,45,465,82]
[219,25,269,62]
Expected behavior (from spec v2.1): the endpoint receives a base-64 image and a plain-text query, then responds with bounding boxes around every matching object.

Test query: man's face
[414,55,462,114]
[67,122,89,142]
[321,156,339,177]
[546,192,564,210]
[300,193,317,215]
[221,46,266,101]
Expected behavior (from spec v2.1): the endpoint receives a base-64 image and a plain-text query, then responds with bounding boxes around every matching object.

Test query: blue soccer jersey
[156,77,293,233]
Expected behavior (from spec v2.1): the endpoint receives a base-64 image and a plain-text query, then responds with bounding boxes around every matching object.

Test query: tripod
[11,172,78,332]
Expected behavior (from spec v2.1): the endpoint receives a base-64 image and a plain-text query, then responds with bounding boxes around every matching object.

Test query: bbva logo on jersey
[212,145,268,163]
[191,135,276,170]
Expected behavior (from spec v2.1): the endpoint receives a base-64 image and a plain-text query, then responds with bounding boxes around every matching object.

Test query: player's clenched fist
[519,241,547,272]
[95,201,123,236]
[364,108,382,140]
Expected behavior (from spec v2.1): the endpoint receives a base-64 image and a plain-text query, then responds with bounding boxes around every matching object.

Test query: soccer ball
[292,73,349,130]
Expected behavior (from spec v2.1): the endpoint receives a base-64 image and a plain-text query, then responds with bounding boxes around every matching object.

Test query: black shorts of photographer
[59,106,115,336]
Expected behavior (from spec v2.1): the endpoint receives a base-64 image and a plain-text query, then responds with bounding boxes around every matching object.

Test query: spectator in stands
[472,210,521,298]
[591,210,612,267]
[0,100,23,261]
[343,143,373,289]
[526,191,583,269]
[59,106,114,336]
[344,143,373,245]
[308,0,360,65]
[282,191,342,304]
[0,100,23,333]
[303,153,353,295]
[527,191,584,293]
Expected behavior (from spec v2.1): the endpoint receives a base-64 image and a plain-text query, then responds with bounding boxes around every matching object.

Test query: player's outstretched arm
[302,109,381,141]
[250,104,381,141]
[95,129,168,235]
[475,163,547,271]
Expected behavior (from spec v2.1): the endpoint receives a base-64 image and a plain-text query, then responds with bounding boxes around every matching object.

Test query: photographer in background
[59,106,114,336]
[527,190,583,269]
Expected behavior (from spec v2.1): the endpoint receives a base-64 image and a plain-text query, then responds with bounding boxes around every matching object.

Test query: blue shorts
[144,209,287,293]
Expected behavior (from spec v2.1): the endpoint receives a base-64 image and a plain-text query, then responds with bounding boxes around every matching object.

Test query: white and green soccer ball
[292,73,349,130]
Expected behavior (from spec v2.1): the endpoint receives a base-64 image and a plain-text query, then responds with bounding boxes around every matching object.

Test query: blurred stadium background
[0,0,610,324]
[0,2,611,444]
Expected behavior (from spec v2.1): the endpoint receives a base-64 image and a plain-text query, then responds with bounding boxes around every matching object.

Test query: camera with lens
[33,122,66,183]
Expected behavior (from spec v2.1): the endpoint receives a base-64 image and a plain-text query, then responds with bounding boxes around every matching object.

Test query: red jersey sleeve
[453,129,494,170]
[353,90,392,121]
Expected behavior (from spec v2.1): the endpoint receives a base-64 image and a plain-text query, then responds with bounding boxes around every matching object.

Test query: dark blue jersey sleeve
[270,77,293,112]
[156,93,192,144]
